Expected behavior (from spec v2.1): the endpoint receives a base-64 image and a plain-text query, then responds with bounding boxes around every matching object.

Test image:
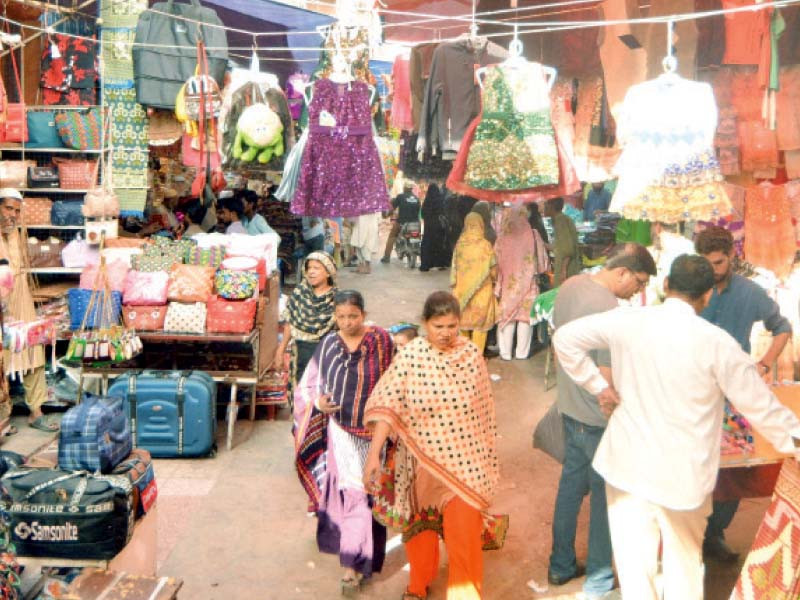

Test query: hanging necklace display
[63,234,142,368]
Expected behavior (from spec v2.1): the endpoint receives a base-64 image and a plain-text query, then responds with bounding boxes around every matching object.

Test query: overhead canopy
[200,0,335,80]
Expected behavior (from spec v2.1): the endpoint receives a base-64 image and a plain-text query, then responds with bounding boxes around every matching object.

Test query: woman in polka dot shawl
[363,291,500,600]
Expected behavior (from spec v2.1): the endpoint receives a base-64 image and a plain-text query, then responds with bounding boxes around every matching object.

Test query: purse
[122,270,169,305]
[0,160,35,188]
[206,296,256,333]
[27,237,64,268]
[164,301,207,334]
[130,254,180,273]
[122,305,167,331]
[532,403,566,464]
[82,117,119,218]
[27,166,60,189]
[85,219,119,244]
[67,288,123,330]
[51,200,85,226]
[214,269,257,300]
[186,245,225,267]
[26,111,63,148]
[0,33,27,142]
[81,260,129,293]
[61,236,97,268]
[53,158,98,189]
[167,264,214,303]
[222,255,266,291]
[21,197,52,225]
[54,108,101,150]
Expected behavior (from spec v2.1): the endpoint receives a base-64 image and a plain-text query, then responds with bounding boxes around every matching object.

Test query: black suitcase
[0,468,134,559]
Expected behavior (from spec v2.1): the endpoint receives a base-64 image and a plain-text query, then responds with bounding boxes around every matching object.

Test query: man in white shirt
[553,254,800,600]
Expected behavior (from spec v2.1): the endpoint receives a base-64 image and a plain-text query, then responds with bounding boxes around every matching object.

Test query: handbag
[131,253,180,273]
[186,245,225,267]
[83,116,120,219]
[54,108,101,150]
[51,200,85,226]
[167,263,214,303]
[133,0,228,110]
[66,288,123,330]
[0,29,27,142]
[26,111,63,148]
[58,394,132,473]
[206,296,256,333]
[214,269,257,300]
[532,403,566,464]
[61,236,97,268]
[85,219,119,244]
[0,160,35,187]
[122,305,167,331]
[21,197,52,225]
[53,158,98,189]
[27,237,64,268]
[164,301,207,334]
[122,270,169,305]
[222,255,266,291]
[27,166,60,189]
[81,260,129,293]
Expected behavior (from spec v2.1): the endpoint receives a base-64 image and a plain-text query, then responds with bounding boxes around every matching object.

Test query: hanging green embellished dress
[464,63,559,191]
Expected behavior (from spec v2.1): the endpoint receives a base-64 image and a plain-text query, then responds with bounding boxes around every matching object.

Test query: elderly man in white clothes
[553,254,800,600]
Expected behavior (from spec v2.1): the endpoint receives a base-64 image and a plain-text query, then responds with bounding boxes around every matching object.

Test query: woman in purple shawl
[293,290,394,595]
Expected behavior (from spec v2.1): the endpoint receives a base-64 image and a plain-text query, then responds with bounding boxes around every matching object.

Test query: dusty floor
[3,259,771,599]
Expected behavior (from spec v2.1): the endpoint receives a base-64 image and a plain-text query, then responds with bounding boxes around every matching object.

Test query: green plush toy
[232,103,285,164]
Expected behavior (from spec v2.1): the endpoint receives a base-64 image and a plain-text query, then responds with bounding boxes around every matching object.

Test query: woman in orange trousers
[363,291,500,600]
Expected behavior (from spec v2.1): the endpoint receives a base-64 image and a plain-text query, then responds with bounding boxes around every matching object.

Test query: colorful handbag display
[122,270,168,305]
[0,36,27,142]
[167,264,214,303]
[131,253,180,273]
[21,197,52,225]
[0,160,35,188]
[206,296,256,334]
[81,260,129,293]
[54,108,101,150]
[214,269,257,300]
[51,200,85,226]
[164,301,207,334]
[186,245,225,267]
[26,111,62,148]
[122,305,167,331]
[221,255,266,291]
[52,158,98,189]
[66,289,123,330]
[61,236,97,268]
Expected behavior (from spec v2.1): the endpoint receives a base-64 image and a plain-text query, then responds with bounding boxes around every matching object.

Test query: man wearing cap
[0,189,57,431]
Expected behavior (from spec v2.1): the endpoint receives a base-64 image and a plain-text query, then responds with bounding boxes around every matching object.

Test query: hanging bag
[0,23,27,142]
[133,0,228,110]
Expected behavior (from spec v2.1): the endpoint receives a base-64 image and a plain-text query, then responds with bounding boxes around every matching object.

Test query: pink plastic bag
[80,260,129,293]
[122,270,169,306]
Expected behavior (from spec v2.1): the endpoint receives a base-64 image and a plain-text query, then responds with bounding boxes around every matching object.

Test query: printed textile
[292,79,390,219]
[451,213,497,331]
[608,77,732,223]
[464,64,559,190]
[731,458,800,599]
[364,335,499,523]
[40,34,98,105]
[744,184,796,280]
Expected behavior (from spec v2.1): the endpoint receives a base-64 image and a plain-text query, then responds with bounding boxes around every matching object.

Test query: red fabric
[713,464,782,502]
[722,0,771,66]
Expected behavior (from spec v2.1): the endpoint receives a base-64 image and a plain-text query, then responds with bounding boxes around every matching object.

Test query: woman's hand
[316,394,340,414]
[363,452,382,493]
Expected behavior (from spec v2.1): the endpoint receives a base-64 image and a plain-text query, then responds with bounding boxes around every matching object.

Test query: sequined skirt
[464,110,559,191]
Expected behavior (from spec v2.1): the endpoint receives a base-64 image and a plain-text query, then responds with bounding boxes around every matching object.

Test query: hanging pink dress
[390,57,413,131]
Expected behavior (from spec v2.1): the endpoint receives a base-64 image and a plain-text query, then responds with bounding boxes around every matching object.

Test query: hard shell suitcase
[107,370,216,457]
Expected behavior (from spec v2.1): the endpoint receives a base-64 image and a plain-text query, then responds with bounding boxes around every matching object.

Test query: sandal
[340,575,363,597]
[29,416,59,432]
[3,424,17,436]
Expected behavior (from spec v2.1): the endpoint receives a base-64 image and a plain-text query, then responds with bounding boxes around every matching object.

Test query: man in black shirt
[381,183,421,264]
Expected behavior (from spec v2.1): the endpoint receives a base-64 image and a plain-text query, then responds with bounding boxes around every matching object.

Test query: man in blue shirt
[239,190,277,236]
[695,226,792,562]
[583,181,612,222]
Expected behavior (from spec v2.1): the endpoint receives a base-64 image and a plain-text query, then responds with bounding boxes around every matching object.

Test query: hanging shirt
[554,298,800,511]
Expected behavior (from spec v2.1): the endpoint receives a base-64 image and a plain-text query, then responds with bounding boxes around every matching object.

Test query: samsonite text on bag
[107,370,216,457]
[0,468,134,559]
[58,395,133,473]
[132,0,228,110]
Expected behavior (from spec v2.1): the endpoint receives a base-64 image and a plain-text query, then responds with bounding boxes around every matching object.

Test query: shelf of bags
[0,143,110,153]
[24,267,82,274]
[17,188,90,193]
[21,224,85,230]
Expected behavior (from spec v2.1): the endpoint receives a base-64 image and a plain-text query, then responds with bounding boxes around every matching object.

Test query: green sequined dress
[465,64,559,190]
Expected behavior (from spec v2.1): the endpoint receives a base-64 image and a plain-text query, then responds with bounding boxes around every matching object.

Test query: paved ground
[2,259,769,599]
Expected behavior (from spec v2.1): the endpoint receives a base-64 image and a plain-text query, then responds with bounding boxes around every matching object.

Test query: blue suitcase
[107,370,216,458]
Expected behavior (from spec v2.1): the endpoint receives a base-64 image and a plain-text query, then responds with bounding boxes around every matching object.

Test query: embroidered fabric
[744,183,796,279]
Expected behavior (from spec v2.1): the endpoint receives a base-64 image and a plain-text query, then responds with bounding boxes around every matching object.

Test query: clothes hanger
[656,20,681,86]
[476,26,557,91]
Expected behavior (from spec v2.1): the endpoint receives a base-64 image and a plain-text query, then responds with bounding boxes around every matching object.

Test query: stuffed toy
[233,103,284,164]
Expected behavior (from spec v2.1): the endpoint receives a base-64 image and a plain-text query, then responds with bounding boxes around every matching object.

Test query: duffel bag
[0,468,134,559]
[111,449,157,517]
[58,395,132,473]
[133,0,228,110]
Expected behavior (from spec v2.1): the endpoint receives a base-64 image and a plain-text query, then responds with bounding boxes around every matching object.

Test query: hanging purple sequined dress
[292,79,390,218]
